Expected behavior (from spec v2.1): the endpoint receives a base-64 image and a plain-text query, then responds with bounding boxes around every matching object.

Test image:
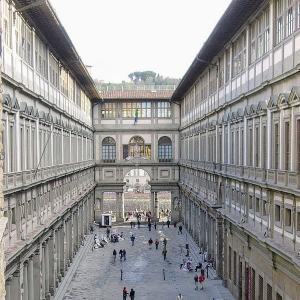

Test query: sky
[50,0,231,83]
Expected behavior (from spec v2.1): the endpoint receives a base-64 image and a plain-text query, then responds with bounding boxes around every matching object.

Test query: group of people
[112,249,127,262]
[122,287,135,300]
[193,270,206,290]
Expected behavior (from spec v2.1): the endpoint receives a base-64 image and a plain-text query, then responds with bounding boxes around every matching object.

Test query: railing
[179,159,300,190]
[3,160,95,192]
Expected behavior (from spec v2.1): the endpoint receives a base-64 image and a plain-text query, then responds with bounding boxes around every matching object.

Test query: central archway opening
[123,168,151,221]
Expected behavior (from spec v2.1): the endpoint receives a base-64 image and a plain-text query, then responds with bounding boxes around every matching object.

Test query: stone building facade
[93,88,181,222]
[172,0,300,299]
[1,1,98,299]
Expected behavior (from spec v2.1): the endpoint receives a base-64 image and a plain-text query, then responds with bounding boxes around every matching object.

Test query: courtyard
[58,225,234,300]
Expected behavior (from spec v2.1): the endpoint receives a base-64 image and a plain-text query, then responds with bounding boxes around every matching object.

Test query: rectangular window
[276,293,283,300]
[285,121,290,170]
[123,145,129,159]
[258,275,263,300]
[249,195,253,210]
[219,56,224,88]
[157,102,171,118]
[250,7,270,64]
[3,0,12,48]
[262,125,267,169]
[35,35,48,77]
[256,198,260,213]
[267,284,272,300]
[276,0,284,44]
[263,200,267,216]
[233,251,237,285]
[49,54,59,88]
[255,126,260,167]
[251,268,256,300]
[287,0,294,36]
[274,123,279,169]
[225,49,231,82]
[122,102,152,118]
[241,128,244,165]
[249,128,253,166]
[275,204,281,222]
[60,67,68,96]
[9,124,14,172]
[101,103,116,119]
[232,31,246,77]
[285,208,292,227]
[231,131,234,164]
[228,246,232,280]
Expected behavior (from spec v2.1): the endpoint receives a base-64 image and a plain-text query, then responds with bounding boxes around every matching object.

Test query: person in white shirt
[177,293,183,300]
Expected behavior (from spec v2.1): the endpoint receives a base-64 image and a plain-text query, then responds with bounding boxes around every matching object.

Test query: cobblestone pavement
[62,225,234,300]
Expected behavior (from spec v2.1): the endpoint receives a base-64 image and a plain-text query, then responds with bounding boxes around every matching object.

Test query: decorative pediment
[267,96,278,109]
[244,105,252,116]
[256,100,267,115]
[11,97,20,110]
[19,102,28,115]
[222,112,228,123]
[39,111,46,121]
[2,94,12,107]
[27,106,35,118]
[237,108,244,118]
[277,93,289,107]
[287,87,300,105]
[46,112,53,123]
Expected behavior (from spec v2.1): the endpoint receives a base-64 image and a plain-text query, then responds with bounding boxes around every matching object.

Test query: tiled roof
[99,90,174,100]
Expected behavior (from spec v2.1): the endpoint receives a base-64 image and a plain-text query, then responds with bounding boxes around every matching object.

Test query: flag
[134,108,138,125]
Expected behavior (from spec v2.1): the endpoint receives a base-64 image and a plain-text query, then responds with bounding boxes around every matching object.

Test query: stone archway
[123,168,151,221]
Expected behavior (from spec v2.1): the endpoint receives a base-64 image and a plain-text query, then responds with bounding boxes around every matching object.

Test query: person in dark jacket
[123,287,128,300]
[129,288,135,300]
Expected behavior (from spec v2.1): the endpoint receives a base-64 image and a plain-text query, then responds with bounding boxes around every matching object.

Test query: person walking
[194,274,198,290]
[154,222,157,230]
[129,288,135,300]
[130,221,133,228]
[119,249,123,261]
[123,249,127,261]
[148,222,152,231]
[123,287,128,300]
[198,274,205,290]
[148,238,153,248]
[167,220,170,228]
[130,234,135,246]
[155,239,159,250]
[162,249,167,260]
[178,225,183,234]
[176,293,183,300]
[113,249,117,262]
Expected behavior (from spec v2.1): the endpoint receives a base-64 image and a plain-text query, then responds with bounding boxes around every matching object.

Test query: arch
[158,136,172,162]
[128,135,146,158]
[102,136,116,162]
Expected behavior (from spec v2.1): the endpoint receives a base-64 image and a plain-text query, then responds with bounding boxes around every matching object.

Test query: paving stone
[62,225,234,300]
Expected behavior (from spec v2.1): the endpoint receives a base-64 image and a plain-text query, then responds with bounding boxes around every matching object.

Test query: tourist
[113,249,117,262]
[148,222,152,231]
[123,287,128,300]
[162,249,167,260]
[130,221,133,228]
[155,239,159,250]
[154,221,157,230]
[163,238,167,247]
[176,293,183,299]
[167,220,170,228]
[148,238,153,249]
[123,249,127,261]
[194,274,198,290]
[119,249,123,260]
[198,273,205,290]
[195,262,202,272]
[178,225,183,234]
[129,288,135,300]
[130,234,135,246]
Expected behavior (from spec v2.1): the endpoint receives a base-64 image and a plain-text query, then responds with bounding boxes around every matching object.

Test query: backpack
[194,275,198,282]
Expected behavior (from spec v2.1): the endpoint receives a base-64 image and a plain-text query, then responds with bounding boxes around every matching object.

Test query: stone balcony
[3,160,95,194]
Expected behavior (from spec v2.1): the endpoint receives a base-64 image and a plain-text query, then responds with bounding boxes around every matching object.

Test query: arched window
[102,137,116,162]
[158,136,172,162]
[129,136,145,158]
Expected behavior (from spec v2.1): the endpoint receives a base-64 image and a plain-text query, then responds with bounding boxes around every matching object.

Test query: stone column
[171,190,180,223]
[154,192,159,221]
[223,221,228,287]
[28,256,34,300]
[48,235,55,297]
[68,218,73,263]
[216,216,224,278]
[32,249,41,300]
[59,226,65,279]
[23,261,29,300]
[116,192,124,222]
[95,190,103,223]
[5,277,12,300]
[11,269,21,299]
[41,243,46,299]
[150,192,155,216]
